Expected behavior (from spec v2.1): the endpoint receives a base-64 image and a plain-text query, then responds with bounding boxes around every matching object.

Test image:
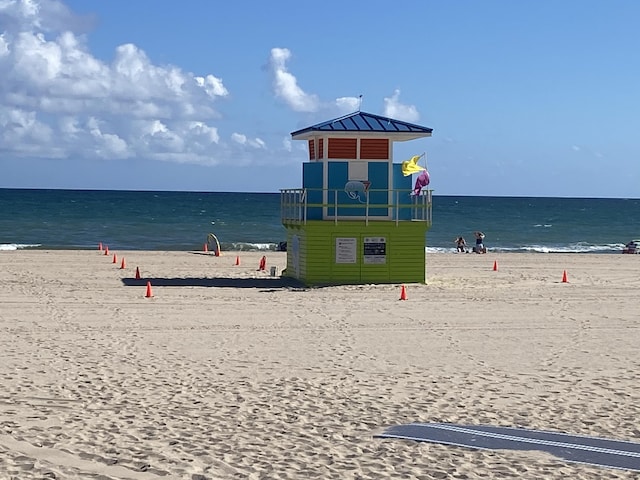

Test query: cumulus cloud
[0,0,82,34]
[383,89,420,123]
[231,132,266,149]
[335,96,361,113]
[1,1,422,171]
[0,0,231,164]
[0,107,53,154]
[267,48,384,120]
[268,47,320,113]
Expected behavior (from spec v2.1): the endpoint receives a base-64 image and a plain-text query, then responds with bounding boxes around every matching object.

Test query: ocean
[1,188,638,253]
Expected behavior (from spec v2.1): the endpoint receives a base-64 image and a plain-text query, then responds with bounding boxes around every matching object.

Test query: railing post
[365,193,369,226]
[297,190,301,222]
[303,189,307,224]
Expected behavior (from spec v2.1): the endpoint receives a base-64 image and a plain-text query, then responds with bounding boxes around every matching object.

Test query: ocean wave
[0,243,41,251]
[426,243,626,254]
[519,243,625,253]
[426,247,456,254]
[223,242,277,251]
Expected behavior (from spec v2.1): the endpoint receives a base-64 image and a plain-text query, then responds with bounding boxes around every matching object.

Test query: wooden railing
[280,188,432,226]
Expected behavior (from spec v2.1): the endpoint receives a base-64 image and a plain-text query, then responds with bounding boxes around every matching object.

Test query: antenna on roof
[358,94,363,111]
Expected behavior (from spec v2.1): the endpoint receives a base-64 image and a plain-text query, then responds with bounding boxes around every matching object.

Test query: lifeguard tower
[280,111,433,286]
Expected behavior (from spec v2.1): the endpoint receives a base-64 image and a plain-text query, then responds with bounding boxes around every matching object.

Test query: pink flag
[413,170,430,195]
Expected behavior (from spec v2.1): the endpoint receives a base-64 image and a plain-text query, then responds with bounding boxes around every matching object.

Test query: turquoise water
[1,188,638,253]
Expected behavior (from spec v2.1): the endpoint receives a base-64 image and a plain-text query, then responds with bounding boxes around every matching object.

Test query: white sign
[335,237,357,264]
[363,237,386,264]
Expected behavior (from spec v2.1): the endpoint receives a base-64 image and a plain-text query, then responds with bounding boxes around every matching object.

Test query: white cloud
[231,132,247,144]
[188,121,219,144]
[335,96,361,113]
[383,89,420,123]
[0,0,230,164]
[0,107,52,153]
[195,74,228,98]
[266,47,422,125]
[0,1,423,173]
[267,48,367,118]
[0,0,84,34]
[58,115,79,135]
[231,132,266,149]
[268,47,320,113]
[0,33,9,56]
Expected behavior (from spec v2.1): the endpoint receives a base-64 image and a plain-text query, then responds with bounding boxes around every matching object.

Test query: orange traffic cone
[203,243,208,253]
[493,260,498,271]
[135,266,141,280]
[112,253,117,264]
[214,246,221,257]
[562,270,568,283]
[104,246,109,256]
[98,242,103,251]
[145,281,153,298]
[235,256,240,266]
[120,258,126,269]
[399,285,408,300]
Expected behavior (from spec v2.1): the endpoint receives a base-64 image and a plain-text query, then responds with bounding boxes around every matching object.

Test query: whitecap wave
[520,243,625,253]
[0,243,41,251]
[226,242,277,251]
[426,243,626,254]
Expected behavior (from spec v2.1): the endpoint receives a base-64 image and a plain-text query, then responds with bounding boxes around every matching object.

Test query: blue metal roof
[291,111,433,139]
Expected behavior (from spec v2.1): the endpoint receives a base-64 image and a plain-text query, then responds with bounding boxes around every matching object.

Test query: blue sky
[0,0,638,197]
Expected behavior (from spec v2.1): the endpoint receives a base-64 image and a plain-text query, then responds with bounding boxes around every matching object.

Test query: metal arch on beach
[375,423,640,473]
[206,233,221,254]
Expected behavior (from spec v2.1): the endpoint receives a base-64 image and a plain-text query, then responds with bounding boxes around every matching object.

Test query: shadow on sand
[121,276,307,290]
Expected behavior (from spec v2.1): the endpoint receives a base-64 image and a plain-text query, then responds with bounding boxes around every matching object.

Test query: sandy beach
[1,249,640,479]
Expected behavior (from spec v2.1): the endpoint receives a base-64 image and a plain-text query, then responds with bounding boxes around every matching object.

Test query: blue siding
[303,162,324,220]
[300,160,418,221]
[327,162,361,216]
[393,164,413,220]
[367,162,389,217]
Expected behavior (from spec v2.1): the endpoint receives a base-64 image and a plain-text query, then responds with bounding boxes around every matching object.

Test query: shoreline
[1,250,640,478]
[1,244,633,254]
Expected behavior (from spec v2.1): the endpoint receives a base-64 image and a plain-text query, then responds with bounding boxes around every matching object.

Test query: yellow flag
[401,155,425,176]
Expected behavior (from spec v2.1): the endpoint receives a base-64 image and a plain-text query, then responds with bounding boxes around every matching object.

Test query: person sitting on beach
[473,231,486,254]
[455,236,467,253]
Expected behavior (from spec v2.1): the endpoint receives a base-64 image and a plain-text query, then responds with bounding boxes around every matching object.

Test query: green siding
[284,221,429,286]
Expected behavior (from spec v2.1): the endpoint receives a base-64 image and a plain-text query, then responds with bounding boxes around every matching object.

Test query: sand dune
[1,250,640,479]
